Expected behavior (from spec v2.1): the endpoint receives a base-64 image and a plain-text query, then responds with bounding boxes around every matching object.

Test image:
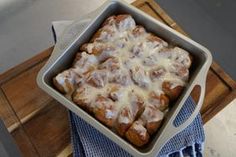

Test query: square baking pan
[37,0,212,156]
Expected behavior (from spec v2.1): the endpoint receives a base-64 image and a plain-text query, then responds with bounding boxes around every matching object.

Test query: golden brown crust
[72,53,82,65]
[72,85,93,113]
[116,92,145,137]
[102,15,116,26]
[116,106,133,136]
[91,28,115,43]
[149,91,169,111]
[86,70,108,88]
[116,14,130,23]
[108,84,122,101]
[53,77,66,94]
[90,29,103,42]
[80,43,89,52]
[170,63,189,81]
[129,92,145,118]
[125,121,150,147]
[149,67,167,81]
[162,81,184,101]
[146,121,162,135]
[132,25,146,37]
[147,33,163,43]
[98,57,120,72]
[80,43,101,55]
[94,108,114,128]
[93,96,117,128]
[146,33,168,48]
[117,123,132,137]
[118,123,130,136]
[80,44,116,60]
[139,105,164,135]
[53,69,81,95]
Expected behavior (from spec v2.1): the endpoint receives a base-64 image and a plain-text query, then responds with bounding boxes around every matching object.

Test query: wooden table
[0,0,236,156]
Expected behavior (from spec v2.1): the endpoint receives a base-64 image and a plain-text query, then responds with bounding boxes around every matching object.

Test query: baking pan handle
[49,19,91,65]
[38,0,112,71]
[153,67,209,155]
[171,73,207,131]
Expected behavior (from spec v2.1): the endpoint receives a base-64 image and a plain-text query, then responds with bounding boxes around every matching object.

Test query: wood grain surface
[0,0,235,156]
[22,100,70,157]
[2,61,52,124]
[0,89,20,132]
[11,127,40,157]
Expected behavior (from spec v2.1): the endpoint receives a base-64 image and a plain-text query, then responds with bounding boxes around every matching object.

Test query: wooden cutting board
[0,0,236,156]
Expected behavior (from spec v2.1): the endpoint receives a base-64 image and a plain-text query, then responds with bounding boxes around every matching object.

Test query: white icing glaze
[86,44,94,54]
[141,105,164,123]
[55,70,77,93]
[119,116,130,124]
[73,52,98,74]
[54,15,192,129]
[133,121,147,137]
[118,107,132,124]
[106,110,116,119]
[116,15,136,32]
[55,73,66,85]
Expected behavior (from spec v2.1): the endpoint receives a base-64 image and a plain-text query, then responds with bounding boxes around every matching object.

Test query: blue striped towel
[52,21,205,157]
[69,97,204,157]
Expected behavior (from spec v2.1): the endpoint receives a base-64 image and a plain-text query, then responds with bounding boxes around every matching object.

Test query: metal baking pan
[37,0,212,156]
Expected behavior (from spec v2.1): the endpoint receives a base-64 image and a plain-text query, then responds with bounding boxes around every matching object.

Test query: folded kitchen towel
[52,21,205,157]
[69,97,204,157]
